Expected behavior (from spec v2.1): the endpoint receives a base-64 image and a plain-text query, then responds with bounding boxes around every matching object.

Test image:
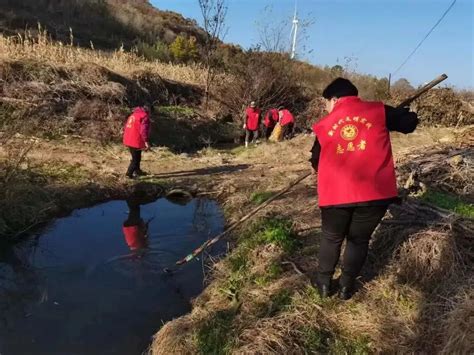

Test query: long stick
[174,73,448,267]
[398,73,447,107]
[175,172,312,265]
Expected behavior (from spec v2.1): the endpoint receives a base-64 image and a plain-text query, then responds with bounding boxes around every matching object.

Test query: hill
[0,0,206,49]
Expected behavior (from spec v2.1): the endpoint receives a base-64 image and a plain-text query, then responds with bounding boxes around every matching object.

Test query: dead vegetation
[149,136,473,355]
[0,31,234,146]
[0,31,207,85]
[0,0,206,50]
[391,87,474,127]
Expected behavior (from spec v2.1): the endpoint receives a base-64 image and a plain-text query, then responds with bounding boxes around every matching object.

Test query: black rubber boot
[317,283,331,298]
[338,276,355,300]
[338,285,353,300]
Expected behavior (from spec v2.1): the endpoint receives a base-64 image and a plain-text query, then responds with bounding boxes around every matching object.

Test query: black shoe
[316,282,330,298]
[135,170,148,176]
[126,174,135,180]
[338,285,353,300]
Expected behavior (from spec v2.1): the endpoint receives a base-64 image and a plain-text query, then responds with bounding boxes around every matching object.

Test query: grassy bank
[150,138,473,354]
[0,141,165,240]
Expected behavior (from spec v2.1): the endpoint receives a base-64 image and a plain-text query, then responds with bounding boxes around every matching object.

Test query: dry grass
[440,287,474,354]
[396,230,461,286]
[0,31,207,85]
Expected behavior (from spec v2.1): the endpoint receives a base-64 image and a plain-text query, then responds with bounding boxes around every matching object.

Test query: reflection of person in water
[122,199,149,251]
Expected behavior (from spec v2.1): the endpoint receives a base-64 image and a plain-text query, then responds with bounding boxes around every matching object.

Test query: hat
[250,101,256,107]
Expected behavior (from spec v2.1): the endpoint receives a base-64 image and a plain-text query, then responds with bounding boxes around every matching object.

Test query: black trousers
[265,125,275,139]
[317,205,388,287]
[282,122,294,139]
[124,200,141,227]
[126,147,142,177]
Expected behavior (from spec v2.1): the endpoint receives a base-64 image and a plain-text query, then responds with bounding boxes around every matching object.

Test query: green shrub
[170,35,199,63]
[421,190,474,218]
[196,309,236,354]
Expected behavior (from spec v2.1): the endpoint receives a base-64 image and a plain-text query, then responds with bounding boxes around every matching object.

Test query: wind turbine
[290,0,299,59]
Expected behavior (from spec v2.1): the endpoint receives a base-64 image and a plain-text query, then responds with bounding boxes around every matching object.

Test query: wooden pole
[398,73,448,107]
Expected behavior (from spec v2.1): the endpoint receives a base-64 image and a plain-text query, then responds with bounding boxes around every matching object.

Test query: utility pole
[290,0,298,59]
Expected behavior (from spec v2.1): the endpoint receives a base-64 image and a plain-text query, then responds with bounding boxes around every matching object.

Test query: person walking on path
[310,78,419,300]
[243,101,261,147]
[123,105,151,179]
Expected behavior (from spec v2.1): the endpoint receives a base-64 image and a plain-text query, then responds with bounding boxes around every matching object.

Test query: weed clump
[421,190,474,218]
[196,309,237,355]
[250,190,273,204]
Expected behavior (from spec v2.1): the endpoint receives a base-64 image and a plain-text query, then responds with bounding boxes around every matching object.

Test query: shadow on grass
[147,164,250,179]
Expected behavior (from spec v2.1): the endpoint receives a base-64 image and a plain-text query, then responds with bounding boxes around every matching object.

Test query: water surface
[0,198,224,355]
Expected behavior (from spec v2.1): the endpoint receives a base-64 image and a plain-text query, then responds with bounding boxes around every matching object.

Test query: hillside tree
[170,35,199,63]
[198,0,228,108]
[392,78,415,94]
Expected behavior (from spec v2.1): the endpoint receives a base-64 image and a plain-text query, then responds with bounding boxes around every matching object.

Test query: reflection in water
[0,197,224,355]
[122,199,150,252]
[0,238,46,330]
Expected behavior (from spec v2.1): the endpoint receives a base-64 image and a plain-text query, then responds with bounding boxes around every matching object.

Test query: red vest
[264,108,279,127]
[245,107,261,131]
[312,96,397,207]
[122,225,147,250]
[280,109,294,126]
[123,107,149,149]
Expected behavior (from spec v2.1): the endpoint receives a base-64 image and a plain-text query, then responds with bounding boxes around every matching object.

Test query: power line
[392,0,457,77]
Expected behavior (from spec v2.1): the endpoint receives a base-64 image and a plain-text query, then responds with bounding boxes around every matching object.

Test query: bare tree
[256,5,289,53]
[255,5,315,59]
[198,0,228,108]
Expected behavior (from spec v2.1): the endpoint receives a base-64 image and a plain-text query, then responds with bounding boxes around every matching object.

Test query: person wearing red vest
[122,199,149,251]
[310,78,418,300]
[278,106,295,139]
[243,101,261,147]
[263,108,279,139]
[123,105,151,179]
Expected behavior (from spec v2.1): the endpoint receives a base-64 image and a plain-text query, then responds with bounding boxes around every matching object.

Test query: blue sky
[151,0,473,88]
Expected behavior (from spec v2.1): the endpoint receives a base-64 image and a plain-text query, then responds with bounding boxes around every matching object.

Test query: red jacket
[279,109,294,126]
[123,107,150,149]
[312,96,398,207]
[122,224,147,250]
[245,107,261,131]
[264,108,279,127]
